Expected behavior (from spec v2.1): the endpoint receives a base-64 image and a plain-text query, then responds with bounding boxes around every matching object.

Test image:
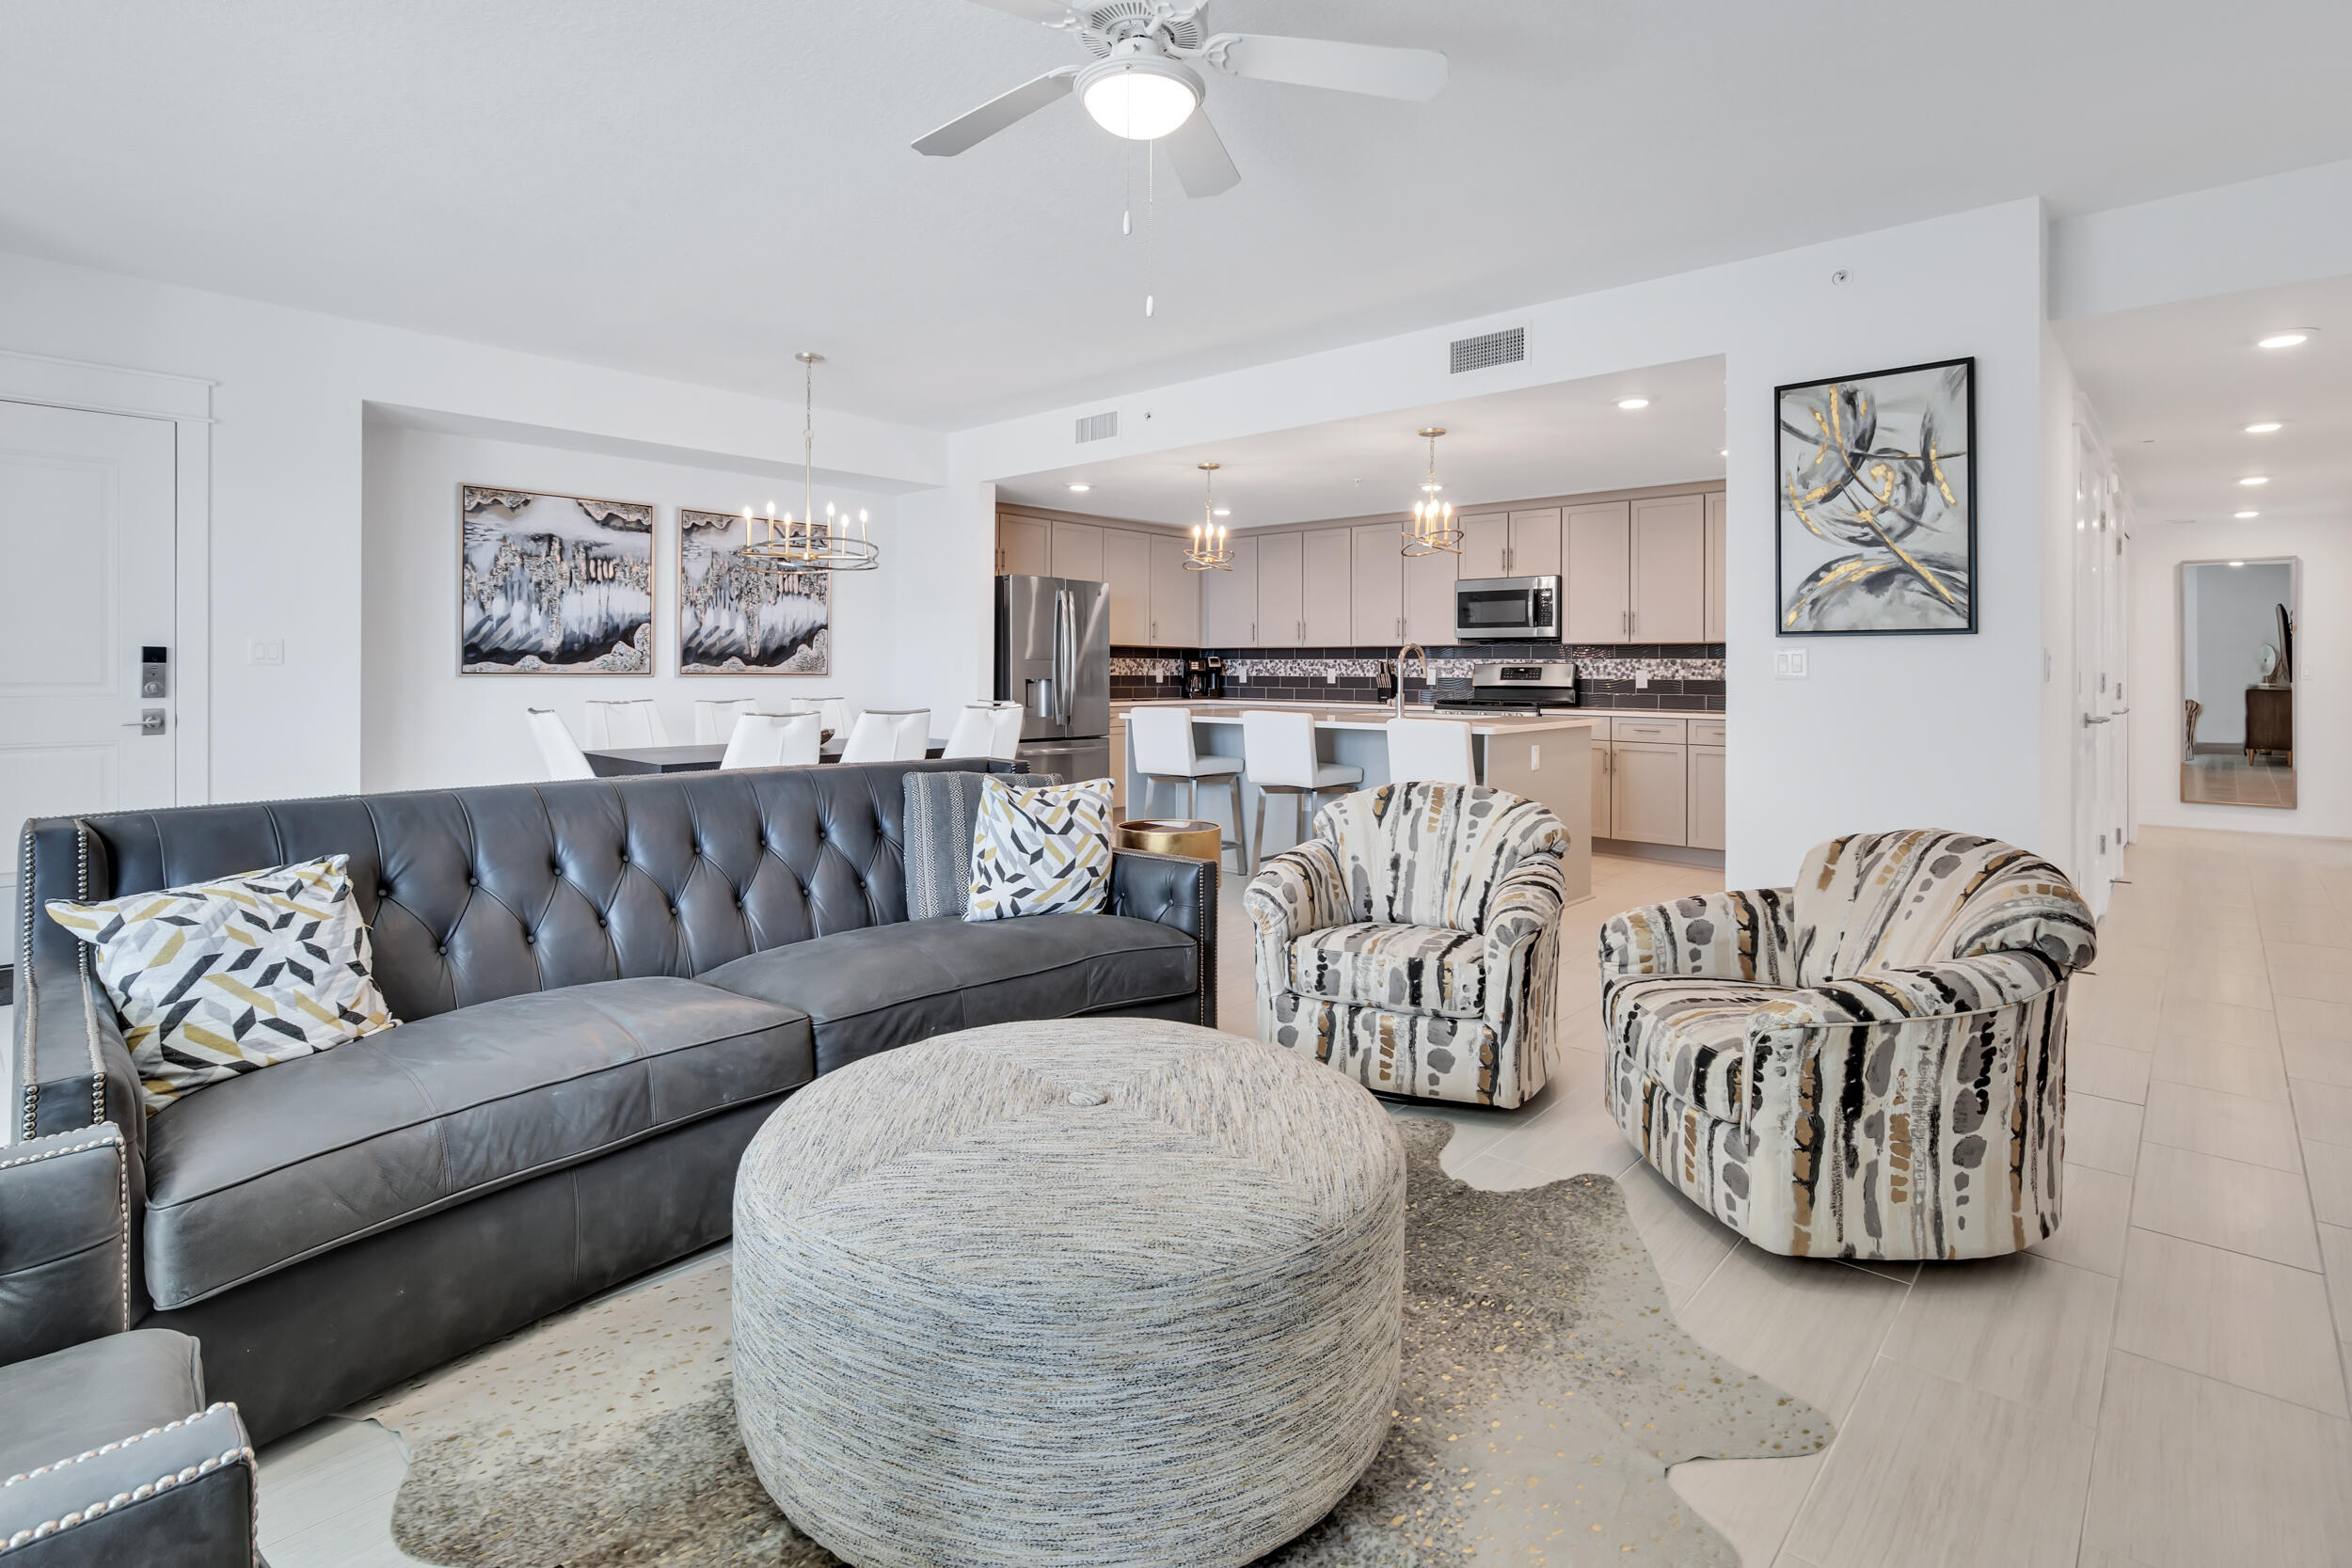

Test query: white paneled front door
[1,400,180,954]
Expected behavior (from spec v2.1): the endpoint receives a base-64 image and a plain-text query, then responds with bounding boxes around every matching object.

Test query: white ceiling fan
[912,0,1447,197]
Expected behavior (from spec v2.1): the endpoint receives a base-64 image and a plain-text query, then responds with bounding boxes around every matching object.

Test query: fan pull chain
[1144,136,1156,319]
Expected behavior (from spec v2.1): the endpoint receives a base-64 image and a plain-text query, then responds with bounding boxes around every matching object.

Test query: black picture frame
[1773,355,1977,637]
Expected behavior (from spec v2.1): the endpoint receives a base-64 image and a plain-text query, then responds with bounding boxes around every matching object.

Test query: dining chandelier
[1401,425,1461,556]
[740,351,879,574]
[1184,462,1233,571]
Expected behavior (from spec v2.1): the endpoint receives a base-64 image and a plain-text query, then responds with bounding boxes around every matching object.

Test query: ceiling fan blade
[1163,108,1240,198]
[1212,33,1447,101]
[964,0,1078,22]
[911,67,1077,156]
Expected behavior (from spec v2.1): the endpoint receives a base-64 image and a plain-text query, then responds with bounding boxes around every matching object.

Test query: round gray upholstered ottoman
[732,1019,1406,1568]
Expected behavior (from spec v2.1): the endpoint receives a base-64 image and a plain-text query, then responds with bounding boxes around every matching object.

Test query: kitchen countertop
[1114,699,1597,736]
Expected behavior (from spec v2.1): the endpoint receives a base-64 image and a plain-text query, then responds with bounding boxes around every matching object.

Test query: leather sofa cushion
[1289,921,1486,1019]
[698,914,1196,1074]
[0,1328,205,1482]
[142,978,811,1309]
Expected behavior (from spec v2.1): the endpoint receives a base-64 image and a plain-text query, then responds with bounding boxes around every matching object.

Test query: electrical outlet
[249,639,285,666]
[1774,648,1808,679]
[1327,671,1338,684]
[1634,672,1650,690]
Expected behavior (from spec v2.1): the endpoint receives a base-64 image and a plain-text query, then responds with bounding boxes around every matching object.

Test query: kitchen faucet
[1394,642,1428,718]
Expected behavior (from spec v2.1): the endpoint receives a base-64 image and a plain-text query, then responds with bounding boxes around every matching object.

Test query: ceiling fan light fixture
[1079,53,1202,141]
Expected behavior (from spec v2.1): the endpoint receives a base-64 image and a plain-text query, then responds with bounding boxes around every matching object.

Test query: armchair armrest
[1598,888,1797,983]
[1108,849,1218,1029]
[0,1402,256,1567]
[1244,841,1350,1042]
[1755,950,2067,1032]
[1481,852,1568,1028]
[0,1126,132,1365]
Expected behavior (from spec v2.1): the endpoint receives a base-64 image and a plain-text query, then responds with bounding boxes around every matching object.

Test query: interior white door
[1,400,180,953]
[2070,426,2117,908]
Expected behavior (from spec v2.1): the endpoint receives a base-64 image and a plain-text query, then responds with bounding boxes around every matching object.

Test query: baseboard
[1594,839,1726,870]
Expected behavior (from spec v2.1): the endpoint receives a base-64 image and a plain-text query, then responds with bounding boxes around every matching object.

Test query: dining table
[581,740,945,777]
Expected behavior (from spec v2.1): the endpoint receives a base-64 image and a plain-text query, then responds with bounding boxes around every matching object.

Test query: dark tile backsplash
[1109,643,1726,712]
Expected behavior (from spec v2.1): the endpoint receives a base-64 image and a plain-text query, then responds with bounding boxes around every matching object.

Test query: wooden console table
[2245,684,2294,763]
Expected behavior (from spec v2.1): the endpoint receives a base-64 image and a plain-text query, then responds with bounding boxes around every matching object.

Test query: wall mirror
[2180,557,2297,809]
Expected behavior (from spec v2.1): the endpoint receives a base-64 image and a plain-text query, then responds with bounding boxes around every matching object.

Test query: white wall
[2052,157,2352,320]
[938,200,2062,887]
[2181,561,2293,746]
[361,422,905,791]
[2132,522,2344,838]
[0,248,946,806]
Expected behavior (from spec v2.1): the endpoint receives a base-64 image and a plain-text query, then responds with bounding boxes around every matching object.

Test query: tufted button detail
[466,875,477,887]
[524,931,535,945]
[377,887,389,899]
[437,943,448,956]
[596,915,609,928]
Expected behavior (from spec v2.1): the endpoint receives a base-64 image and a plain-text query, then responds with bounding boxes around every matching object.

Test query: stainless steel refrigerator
[993,575,1112,785]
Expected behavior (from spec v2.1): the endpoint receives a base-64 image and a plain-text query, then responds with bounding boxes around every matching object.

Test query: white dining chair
[1384,717,1478,786]
[525,708,596,781]
[584,699,670,750]
[720,712,823,770]
[693,697,757,745]
[891,709,934,760]
[1242,709,1363,865]
[799,696,851,737]
[1129,706,1248,871]
[944,702,1024,762]
[838,710,904,765]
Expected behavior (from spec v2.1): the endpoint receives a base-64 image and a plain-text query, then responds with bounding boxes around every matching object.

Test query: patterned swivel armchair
[1247,783,1571,1108]
[1600,830,2097,1261]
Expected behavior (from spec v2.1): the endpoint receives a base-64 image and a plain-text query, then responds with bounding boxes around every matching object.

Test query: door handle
[2081,714,2110,727]
[122,709,167,736]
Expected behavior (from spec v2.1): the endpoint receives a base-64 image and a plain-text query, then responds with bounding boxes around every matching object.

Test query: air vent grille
[1450,327,1525,373]
[1075,410,1119,443]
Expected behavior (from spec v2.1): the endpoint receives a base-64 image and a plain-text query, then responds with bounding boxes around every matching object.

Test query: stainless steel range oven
[1453,575,1562,642]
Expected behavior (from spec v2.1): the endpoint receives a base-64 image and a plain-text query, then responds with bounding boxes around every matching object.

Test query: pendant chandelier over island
[1184,461,1234,571]
[1402,425,1462,556]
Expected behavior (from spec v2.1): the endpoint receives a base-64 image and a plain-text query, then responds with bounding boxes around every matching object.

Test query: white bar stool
[1241,710,1362,865]
[1129,707,1249,872]
[693,697,757,745]
[1384,717,1478,786]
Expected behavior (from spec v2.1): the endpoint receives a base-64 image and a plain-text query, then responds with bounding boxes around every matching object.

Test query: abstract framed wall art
[676,508,831,674]
[459,486,655,673]
[1774,356,1976,635]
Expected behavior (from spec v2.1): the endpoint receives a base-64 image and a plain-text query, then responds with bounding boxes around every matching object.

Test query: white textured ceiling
[997,356,1724,527]
[5,1,2351,427]
[2058,275,2352,528]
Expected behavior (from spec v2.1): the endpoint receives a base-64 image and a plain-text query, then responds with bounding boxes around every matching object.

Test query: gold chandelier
[1184,462,1233,571]
[740,351,879,574]
[1402,426,1462,555]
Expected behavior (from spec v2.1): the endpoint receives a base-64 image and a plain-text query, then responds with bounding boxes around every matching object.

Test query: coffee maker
[1183,655,1226,699]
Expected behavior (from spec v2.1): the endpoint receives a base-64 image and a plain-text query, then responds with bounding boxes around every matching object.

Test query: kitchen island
[1120,700,1595,902]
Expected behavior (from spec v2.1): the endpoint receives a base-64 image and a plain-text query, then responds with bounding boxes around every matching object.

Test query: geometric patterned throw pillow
[964,776,1116,922]
[45,854,399,1114]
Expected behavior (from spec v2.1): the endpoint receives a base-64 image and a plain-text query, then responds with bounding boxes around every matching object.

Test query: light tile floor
[231,830,2352,1564]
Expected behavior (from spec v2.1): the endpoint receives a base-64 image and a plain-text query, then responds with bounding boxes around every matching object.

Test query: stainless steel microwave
[1454,575,1562,641]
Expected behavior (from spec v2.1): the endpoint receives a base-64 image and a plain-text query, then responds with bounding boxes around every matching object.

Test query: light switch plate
[249,639,285,666]
[1774,648,1809,679]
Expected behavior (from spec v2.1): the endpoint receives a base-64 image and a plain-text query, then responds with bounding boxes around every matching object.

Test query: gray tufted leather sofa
[7,756,1216,1477]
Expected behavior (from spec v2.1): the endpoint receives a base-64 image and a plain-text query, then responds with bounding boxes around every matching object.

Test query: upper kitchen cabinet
[1564,501,1632,642]
[1507,508,1564,578]
[1350,524,1405,644]
[1257,532,1306,647]
[1630,495,1706,643]
[1457,513,1508,579]
[1404,543,1455,645]
[1301,528,1353,644]
[1201,537,1261,646]
[1147,532,1202,647]
[1704,491,1727,642]
[996,512,1049,577]
[1101,527,1152,644]
[1050,519,1104,584]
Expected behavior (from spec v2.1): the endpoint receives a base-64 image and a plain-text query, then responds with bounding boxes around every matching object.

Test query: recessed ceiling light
[2238,476,2270,486]
[1212,507,1231,516]
[1718,448,1728,458]
[2230,560,2246,567]
[1615,397,1650,411]
[1066,483,1091,493]
[2234,510,2260,519]
[2256,330,2314,349]
[2244,421,2283,434]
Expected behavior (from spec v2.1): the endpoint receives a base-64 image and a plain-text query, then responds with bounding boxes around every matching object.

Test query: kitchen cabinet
[1301,528,1352,644]
[1589,728,1613,840]
[1631,495,1706,642]
[1687,746,1726,850]
[1350,524,1405,644]
[1458,513,1508,579]
[1050,519,1103,584]
[1202,537,1260,646]
[1101,528,1152,645]
[1704,491,1727,643]
[996,513,1048,577]
[1611,740,1689,847]
[1507,508,1564,578]
[1404,545,1455,645]
[1564,501,1632,642]
[1256,532,1306,647]
[1147,533,1200,647]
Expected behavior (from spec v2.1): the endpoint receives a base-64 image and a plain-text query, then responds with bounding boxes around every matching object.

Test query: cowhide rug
[367,1119,1828,1566]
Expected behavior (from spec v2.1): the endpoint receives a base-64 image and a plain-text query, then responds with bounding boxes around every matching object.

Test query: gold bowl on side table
[1116,819,1223,863]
